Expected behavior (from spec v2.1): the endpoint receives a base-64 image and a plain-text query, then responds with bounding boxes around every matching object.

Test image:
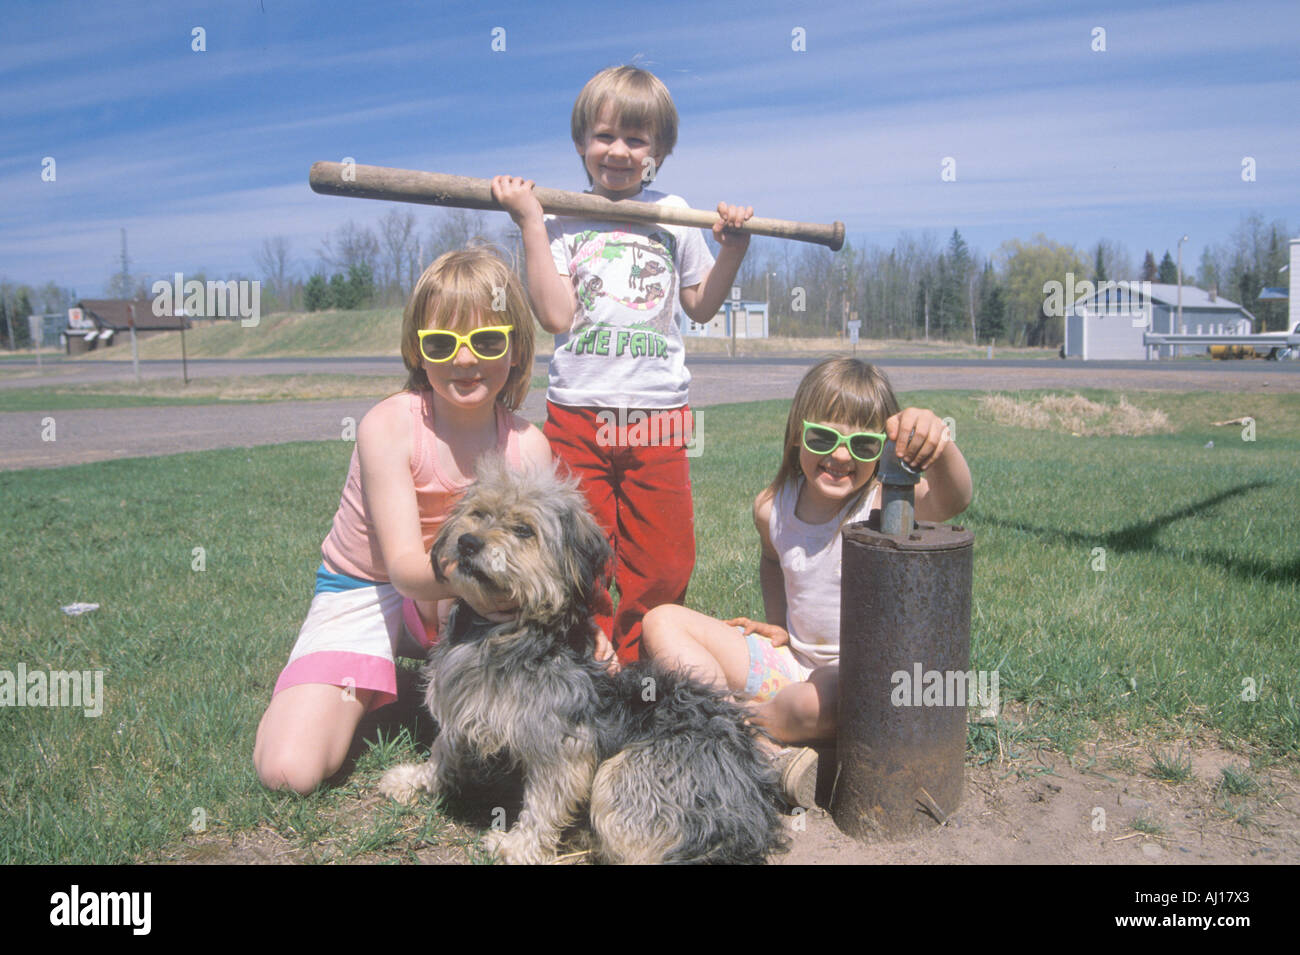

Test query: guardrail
[1142,331,1300,360]
[1142,333,1300,347]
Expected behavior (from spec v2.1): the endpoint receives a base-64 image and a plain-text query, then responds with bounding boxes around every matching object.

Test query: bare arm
[897,411,972,523]
[491,176,578,335]
[679,202,754,324]
[515,419,554,469]
[356,397,458,602]
[914,443,971,523]
[753,488,789,629]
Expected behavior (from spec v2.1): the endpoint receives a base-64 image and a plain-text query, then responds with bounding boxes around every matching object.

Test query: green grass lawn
[65,307,562,363]
[1,389,1297,863]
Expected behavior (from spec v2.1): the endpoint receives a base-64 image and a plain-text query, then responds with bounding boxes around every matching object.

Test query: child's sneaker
[773,746,818,809]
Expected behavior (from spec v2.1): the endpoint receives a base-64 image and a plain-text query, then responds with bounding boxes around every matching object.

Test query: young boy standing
[492,65,753,663]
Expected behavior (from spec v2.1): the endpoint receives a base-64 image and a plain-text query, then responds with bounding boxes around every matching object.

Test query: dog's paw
[480,828,550,865]
[379,763,432,804]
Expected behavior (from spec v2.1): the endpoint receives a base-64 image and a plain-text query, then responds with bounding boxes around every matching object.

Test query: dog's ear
[559,496,612,610]
[431,451,510,577]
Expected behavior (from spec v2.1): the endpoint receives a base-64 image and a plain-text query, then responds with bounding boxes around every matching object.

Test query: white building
[1063,282,1255,360]
[680,300,769,338]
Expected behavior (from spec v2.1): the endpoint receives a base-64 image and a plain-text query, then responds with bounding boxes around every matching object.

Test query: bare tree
[427,208,493,259]
[319,220,381,277]
[377,209,417,304]
[35,281,77,313]
[255,236,293,309]
[407,234,425,297]
[1090,239,1135,283]
[1203,213,1292,328]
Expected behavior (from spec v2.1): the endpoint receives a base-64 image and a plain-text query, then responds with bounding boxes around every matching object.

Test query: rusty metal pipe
[831,441,974,839]
[877,439,921,537]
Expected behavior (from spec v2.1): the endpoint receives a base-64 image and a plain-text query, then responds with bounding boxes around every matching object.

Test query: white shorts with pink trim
[272,584,437,713]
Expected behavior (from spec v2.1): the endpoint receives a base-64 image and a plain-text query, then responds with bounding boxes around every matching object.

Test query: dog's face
[432,454,611,630]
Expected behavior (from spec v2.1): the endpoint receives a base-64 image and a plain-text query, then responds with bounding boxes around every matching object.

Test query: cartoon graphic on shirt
[564,229,679,346]
[578,276,604,312]
[634,282,664,308]
[629,250,667,291]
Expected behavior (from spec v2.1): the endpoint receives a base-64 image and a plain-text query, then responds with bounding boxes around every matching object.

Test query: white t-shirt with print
[544,188,714,409]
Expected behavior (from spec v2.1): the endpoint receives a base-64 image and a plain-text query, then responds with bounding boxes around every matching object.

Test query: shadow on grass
[332,665,527,830]
[972,480,1300,585]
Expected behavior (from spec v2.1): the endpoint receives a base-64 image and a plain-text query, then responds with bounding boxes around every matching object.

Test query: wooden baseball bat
[309,161,845,251]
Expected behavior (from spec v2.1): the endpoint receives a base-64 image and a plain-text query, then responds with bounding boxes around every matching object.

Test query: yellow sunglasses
[418,325,513,363]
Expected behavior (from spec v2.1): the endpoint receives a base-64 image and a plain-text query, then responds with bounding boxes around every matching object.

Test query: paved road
[3,355,1297,471]
[6,353,1300,390]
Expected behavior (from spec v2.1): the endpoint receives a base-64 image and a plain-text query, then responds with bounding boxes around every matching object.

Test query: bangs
[422,289,496,333]
[591,87,657,132]
[420,261,501,332]
[797,372,890,432]
[817,390,885,432]
[572,66,678,156]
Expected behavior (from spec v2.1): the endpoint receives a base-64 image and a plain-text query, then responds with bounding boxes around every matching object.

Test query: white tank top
[769,478,879,670]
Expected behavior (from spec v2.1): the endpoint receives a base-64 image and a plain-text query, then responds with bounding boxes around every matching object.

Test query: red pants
[544,401,696,664]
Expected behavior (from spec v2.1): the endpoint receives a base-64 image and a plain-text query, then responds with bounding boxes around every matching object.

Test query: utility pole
[840,261,849,338]
[969,273,977,344]
[118,228,131,298]
[127,302,141,384]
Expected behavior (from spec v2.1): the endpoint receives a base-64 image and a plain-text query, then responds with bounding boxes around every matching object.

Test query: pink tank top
[320,392,526,582]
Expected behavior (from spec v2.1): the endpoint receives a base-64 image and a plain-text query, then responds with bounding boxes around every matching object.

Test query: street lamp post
[765,270,776,336]
[1177,234,1188,359]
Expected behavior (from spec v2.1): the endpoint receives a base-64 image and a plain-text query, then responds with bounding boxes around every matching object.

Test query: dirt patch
[978,392,1173,436]
[158,727,1296,865]
[779,737,1295,865]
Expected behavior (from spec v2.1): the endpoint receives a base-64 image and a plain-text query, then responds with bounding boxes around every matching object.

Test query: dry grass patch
[978,392,1172,436]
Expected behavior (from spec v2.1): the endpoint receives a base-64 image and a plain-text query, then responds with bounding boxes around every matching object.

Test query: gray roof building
[1063,281,1255,360]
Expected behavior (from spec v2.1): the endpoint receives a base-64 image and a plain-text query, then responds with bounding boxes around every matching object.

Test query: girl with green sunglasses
[641,357,972,808]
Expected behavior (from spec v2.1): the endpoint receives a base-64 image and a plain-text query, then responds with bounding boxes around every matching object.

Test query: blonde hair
[769,358,901,514]
[399,245,536,411]
[572,66,678,182]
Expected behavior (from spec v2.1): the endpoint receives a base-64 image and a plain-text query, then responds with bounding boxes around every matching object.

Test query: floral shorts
[742,632,813,703]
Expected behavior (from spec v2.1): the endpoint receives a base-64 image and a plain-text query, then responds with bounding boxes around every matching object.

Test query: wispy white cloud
[1,0,1295,292]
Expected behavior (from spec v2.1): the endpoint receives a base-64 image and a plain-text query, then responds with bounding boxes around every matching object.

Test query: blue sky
[3,0,1298,294]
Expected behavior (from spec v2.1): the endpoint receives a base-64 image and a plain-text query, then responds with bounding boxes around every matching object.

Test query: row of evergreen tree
[729,213,1292,346]
[2,210,1290,350]
[303,264,375,312]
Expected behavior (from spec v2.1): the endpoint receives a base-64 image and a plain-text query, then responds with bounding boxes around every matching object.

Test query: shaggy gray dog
[379,455,785,864]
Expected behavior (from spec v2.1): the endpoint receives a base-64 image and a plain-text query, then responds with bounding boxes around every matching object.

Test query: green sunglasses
[418,325,513,363]
[801,420,886,463]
